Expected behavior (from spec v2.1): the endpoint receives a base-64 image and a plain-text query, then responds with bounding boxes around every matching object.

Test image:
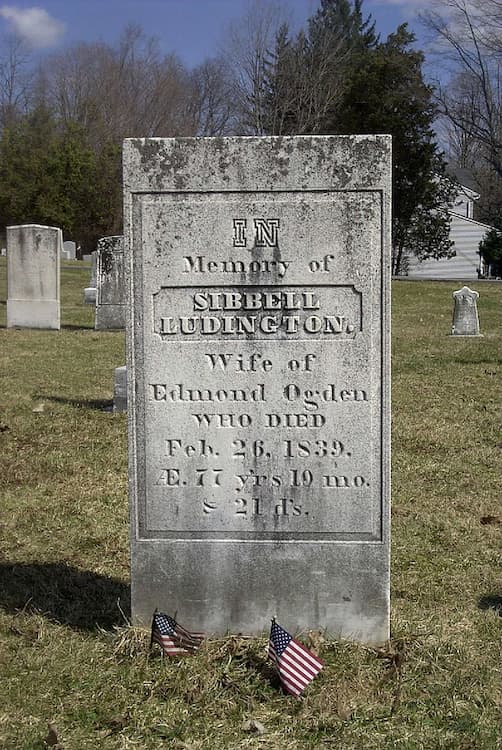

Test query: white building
[404,180,496,280]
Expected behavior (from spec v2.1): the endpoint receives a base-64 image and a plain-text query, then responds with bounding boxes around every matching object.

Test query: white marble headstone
[63,240,76,260]
[451,286,482,336]
[7,224,61,330]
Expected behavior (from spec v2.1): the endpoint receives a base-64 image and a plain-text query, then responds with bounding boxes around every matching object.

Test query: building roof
[446,164,480,193]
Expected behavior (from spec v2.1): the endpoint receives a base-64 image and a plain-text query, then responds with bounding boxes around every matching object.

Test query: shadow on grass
[61,324,95,331]
[478,595,502,616]
[36,394,113,411]
[244,645,282,690]
[0,562,130,630]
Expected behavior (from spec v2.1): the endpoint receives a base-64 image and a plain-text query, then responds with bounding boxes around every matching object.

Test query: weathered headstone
[451,286,482,336]
[95,236,125,329]
[113,365,127,413]
[63,240,76,260]
[6,224,61,329]
[124,135,392,643]
[83,251,98,305]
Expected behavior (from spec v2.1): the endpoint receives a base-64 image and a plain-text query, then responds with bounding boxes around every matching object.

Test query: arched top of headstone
[453,285,479,302]
[7,223,61,232]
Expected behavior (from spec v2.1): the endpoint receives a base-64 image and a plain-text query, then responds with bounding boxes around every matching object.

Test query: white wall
[405,213,492,280]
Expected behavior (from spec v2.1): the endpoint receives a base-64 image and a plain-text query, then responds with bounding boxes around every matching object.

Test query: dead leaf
[376,640,406,674]
[241,719,267,735]
[44,723,61,747]
[306,629,325,654]
[336,697,353,721]
[480,516,501,525]
[104,714,128,732]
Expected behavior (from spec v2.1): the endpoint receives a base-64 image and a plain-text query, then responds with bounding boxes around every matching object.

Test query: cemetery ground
[0,258,501,750]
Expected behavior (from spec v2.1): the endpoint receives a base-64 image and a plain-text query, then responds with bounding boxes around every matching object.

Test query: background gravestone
[113,365,127,413]
[124,135,391,643]
[6,224,61,330]
[95,236,125,330]
[63,240,76,260]
[451,286,482,336]
[83,251,98,305]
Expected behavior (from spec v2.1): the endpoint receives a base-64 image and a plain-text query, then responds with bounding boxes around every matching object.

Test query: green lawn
[0,258,501,749]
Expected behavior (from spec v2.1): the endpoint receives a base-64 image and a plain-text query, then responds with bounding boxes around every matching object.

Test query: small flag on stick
[268,619,323,697]
[151,611,204,656]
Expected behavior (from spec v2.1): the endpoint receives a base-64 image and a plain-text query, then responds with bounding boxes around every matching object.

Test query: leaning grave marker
[124,135,391,643]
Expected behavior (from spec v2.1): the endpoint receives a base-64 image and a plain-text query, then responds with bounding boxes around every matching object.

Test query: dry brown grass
[0,261,501,748]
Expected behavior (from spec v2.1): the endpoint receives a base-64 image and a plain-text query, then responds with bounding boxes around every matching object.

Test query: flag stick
[149,608,158,650]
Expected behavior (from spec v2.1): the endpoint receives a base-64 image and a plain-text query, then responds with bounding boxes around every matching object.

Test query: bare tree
[41,24,196,147]
[423,0,502,178]
[264,19,354,136]
[188,56,237,135]
[0,34,34,127]
[223,0,289,134]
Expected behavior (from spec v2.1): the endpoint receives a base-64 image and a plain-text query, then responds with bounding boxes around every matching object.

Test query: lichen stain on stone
[100,247,114,274]
[133,139,191,190]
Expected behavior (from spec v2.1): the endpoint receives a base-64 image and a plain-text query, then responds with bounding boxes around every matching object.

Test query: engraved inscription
[232,217,280,247]
[136,189,384,540]
[153,285,361,341]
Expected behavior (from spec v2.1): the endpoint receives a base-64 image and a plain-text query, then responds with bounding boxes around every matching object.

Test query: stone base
[83,287,97,305]
[131,539,390,644]
[95,304,125,330]
[449,333,484,337]
[113,366,127,413]
[7,299,60,329]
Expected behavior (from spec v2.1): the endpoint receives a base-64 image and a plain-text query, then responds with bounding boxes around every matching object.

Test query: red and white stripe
[152,632,189,656]
[270,639,323,697]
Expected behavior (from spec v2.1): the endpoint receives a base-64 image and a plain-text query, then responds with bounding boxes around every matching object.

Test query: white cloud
[0,5,65,48]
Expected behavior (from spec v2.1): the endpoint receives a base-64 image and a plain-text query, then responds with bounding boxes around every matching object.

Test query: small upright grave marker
[113,365,127,413]
[63,240,76,260]
[6,224,61,330]
[124,135,392,643]
[451,286,482,336]
[95,236,125,330]
[83,251,98,305]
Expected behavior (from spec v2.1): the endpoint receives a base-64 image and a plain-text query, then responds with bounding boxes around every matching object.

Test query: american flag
[268,619,323,697]
[151,611,204,656]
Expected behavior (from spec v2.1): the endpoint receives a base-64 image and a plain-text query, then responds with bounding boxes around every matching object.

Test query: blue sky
[0,1,434,68]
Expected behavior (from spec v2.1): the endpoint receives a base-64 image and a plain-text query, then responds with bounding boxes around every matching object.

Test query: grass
[0,258,501,749]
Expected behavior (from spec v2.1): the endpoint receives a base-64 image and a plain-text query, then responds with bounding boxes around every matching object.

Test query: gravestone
[63,240,76,260]
[6,224,61,329]
[95,236,125,329]
[123,135,391,643]
[113,365,127,413]
[451,286,482,336]
[83,251,98,305]
[1,248,6,256]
